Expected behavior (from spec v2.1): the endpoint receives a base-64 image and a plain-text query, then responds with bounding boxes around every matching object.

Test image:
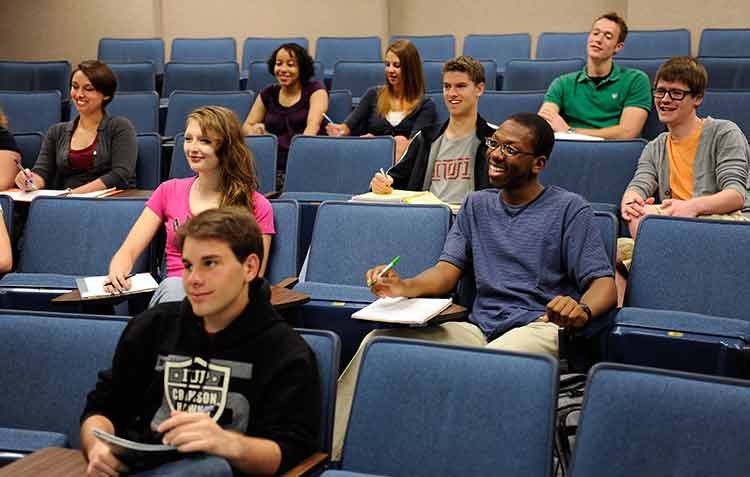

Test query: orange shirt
[667,123,703,200]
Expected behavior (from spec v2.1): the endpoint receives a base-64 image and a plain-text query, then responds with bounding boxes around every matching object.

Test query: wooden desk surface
[0,448,86,477]
[53,285,310,309]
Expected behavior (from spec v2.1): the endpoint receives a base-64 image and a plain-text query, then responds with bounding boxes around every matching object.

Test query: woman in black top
[326,40,437,161]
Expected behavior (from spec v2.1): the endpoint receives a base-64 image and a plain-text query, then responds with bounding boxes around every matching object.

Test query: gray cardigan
[33,114,137,189]
[626,117,750,212]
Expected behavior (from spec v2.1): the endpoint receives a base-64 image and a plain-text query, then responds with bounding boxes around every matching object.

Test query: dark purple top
[260,80,326,168]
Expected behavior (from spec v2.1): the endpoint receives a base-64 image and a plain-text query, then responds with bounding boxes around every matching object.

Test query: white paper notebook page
[77,273,158,298]
[352,297,452,325]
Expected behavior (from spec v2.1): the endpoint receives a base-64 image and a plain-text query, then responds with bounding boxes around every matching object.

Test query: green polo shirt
[544,63,651,130]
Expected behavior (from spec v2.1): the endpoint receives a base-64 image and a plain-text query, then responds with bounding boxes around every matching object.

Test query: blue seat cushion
[0,427,69,453]
[280,192,354,202]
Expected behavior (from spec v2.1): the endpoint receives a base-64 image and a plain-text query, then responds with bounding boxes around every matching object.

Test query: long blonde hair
[376,40,425,118]
[186,106,259,211]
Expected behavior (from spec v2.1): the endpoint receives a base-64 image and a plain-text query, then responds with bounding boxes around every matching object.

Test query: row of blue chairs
[96,29,750,81]
[331,339,750,477]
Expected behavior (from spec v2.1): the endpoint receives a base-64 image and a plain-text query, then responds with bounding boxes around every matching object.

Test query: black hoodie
[82,278,321,474]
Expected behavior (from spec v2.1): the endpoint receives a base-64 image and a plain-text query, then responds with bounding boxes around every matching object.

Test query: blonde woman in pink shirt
[107,106,274,304]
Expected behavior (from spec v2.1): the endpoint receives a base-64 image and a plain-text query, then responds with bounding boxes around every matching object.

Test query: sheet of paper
[351,189,430,203]
[76,272,159,299]
[69,187,118,198]
[0,189,70,202]
[554,131,604,141]
[352,296,452,325]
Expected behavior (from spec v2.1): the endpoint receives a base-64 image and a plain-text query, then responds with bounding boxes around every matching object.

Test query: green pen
[368,255,401,286]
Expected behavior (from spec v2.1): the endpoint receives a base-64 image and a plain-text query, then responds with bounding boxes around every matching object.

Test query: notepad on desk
[351,190,461,213]
[352,296,453,326]
[1,187,123,202]
[76,272,159,299]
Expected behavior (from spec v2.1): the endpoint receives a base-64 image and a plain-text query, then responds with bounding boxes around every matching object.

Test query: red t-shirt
[68,133,98,170]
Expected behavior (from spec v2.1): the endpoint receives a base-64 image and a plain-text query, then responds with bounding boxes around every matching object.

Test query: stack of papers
[352,297,453,326]
[76,272,159,299]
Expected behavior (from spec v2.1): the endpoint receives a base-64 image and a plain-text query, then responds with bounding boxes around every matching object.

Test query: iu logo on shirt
[164,356,230,420]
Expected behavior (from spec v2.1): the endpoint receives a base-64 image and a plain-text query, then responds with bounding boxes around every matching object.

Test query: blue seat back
[0,311,128,449]
[626,216,750,320]
[389,35,455,61]
[341,338,558,477]
[426,91,448,124]
[570,363,750,477]
[463,33,531,74]
[616,58,666,83]
[19,197,150,276]
[245,60,324,94]
[242,37,309,74]
[12,132,44,169]
[618,29,690,59]
[247,134,277,194]
[478,91,545,126]
[296,328,340,455]
[699,90,750,137]
[542,139,645,206]
[0,90,61,134]
[0,195,13,240]
[285,136,394,194]
[305,201,450,287]
[699,29,750,57]
[71,92,159,134]
[316,36,382,77]
[170,132,267,183]
[0,61,72,101]
[108,62,156,92]
[164,90,254,137]
[108,91,160,134]
[700,57,750,90]
[162,62,240,98]
[331,61,383,102]
[327,89,353,123]
[136,133,162,190]
[503,58,585,91]
[536,32,588,59]
[170,37,236,62]
[423,60,497,92]
[98,38,165,75]
[267,199,301,284]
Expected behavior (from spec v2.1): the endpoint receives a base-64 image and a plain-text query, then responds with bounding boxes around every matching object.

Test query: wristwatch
[567,127,577,134]
[578,302,592,321]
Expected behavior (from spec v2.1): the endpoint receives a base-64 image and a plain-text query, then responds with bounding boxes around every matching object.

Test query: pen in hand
[15,161,37,191]
[322,112,334,124]
[104,272,135,288]
[368,255,401,286]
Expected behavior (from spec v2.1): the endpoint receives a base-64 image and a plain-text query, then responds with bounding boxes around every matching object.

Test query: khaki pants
[331,319,559,461]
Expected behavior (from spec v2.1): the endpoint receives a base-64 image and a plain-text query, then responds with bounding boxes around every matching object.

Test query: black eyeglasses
[653,88,692,101]
[484,137,534,157]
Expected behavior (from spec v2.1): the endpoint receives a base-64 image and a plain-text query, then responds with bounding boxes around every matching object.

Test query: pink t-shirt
[146,176,275,277]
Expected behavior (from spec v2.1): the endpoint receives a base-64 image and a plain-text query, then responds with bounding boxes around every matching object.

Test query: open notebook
[1,187,123,202]
[76,272,159,299]
[351,190,461,213]
[352,297,453,326]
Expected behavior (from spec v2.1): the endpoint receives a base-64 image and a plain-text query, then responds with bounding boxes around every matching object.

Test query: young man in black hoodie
[81,207,320,477]
[370,55,495,205]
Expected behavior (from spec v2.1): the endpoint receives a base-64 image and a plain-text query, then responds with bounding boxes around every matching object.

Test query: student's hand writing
[621,193,655,221]
[366,265,406,297]
[14,169,38,191]
[86,440,128,477]
[370,171,394,194]
[106,257,133,294]
[543,295,589,328]
[325,123,347,137]
[158,410,232,456]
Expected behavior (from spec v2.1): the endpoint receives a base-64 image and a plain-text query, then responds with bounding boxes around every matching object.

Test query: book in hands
[352,297,453,326]
[76,272,159,299]
[92,429,181,471]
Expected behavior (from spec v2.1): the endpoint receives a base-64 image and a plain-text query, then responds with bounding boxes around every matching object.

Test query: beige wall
[0,0,748,63]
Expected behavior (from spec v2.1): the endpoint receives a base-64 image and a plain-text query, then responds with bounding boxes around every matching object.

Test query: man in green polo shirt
[538,12,651,139]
